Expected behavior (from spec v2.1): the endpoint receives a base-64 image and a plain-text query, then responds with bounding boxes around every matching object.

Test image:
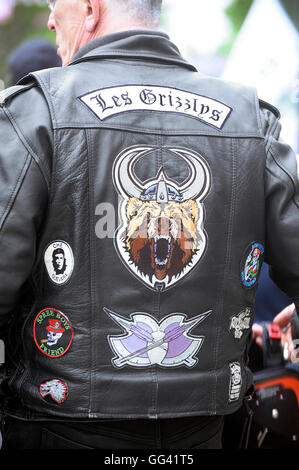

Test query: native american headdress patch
[112,145,211,291]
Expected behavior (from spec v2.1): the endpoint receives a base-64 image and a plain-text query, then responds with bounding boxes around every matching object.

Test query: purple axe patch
[104,308,212,368]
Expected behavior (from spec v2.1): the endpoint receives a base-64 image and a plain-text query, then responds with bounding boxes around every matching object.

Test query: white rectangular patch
[229,362,242,402]
[79,85,232,129]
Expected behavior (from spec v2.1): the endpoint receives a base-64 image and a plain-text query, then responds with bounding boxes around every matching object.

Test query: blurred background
[162,0,299,153]
[0,0,298,152]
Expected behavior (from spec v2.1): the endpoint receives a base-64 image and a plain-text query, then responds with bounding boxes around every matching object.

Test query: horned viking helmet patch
[112,145,211,291]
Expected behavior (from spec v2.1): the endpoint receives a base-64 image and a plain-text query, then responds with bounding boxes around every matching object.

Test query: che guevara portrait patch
[44,240,74,286]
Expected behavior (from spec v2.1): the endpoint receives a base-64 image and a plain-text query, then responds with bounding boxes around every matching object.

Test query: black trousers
[1,415,224,450]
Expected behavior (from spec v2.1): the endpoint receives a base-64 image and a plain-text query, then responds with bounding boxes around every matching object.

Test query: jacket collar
[68,29,197,71]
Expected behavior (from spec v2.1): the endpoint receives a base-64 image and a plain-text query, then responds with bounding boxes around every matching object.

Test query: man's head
[52,248,66,274]
[47,0,163,66]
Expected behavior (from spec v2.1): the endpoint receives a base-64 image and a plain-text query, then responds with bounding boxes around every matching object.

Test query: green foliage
[225,0,254,35]
[0,0,297,86]
[218,0,254,55]
[218,0,298,55]
[0,4,54,87]
[280,0,299,31]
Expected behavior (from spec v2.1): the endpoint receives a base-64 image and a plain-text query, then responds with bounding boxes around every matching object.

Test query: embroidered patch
[229,307,252,339]
[44,240,74,285]
[33,308,73,358]
[79,85,232,129]
[241,242,264,288]
[40,379,68,404]
[104,307,212,368]
[229,362,242,402]
[113,145,211,291]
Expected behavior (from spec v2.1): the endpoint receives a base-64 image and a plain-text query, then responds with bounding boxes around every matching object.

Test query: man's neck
[92,22,154,40]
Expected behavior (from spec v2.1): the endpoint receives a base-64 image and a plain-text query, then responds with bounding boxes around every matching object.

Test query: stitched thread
[0,153,31,232]
[2,107,50,190]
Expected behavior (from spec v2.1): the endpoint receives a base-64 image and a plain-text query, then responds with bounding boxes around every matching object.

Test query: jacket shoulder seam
[0,153,31,232]
[253,92,263,135]
[28,72,58,125]
[267,144,299,209]
[259,99,281,119]
[2,106,50,191]
[0,83,35,107]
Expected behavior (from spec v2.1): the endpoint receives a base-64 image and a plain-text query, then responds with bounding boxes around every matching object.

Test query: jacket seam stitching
[149,135,163,419]
[3,106,50,191]
[265,117,280,148]
[85,129,96,417]
[49,128,59,203]
[214,137,237,412]
[79,49,181,56]
[70,52,196,69]
[0,153,31,232]
[51,125,264,138]
[107,60,183,69]
[32,73,58,124]
[253,88,263,135]
[0,83,35,106]
[267,144,299,209]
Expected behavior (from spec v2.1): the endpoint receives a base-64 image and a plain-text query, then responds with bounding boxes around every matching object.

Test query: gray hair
[104,0,163,28]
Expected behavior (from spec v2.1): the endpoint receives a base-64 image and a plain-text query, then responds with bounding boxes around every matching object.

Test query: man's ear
[82,0,101,33]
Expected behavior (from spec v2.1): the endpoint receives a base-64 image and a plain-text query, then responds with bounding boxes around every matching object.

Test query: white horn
[168,148,210,201]
[113,146,155,198]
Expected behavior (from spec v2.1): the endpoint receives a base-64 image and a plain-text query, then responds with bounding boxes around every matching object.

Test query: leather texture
[0,30,298,420]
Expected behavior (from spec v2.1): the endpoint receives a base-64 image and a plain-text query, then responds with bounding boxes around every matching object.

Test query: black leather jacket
[0,30,298,420]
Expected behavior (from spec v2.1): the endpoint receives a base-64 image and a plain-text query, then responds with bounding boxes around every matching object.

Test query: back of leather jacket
[0,30,298,420]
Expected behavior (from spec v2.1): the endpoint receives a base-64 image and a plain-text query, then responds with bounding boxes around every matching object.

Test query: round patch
[40,378,68,404]
[33,308,74,358]
[44,240,74,285]
[241,242,264,288]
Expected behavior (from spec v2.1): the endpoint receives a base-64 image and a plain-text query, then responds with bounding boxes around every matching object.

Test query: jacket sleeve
[0,85,51,340]
[261,103,299,336]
